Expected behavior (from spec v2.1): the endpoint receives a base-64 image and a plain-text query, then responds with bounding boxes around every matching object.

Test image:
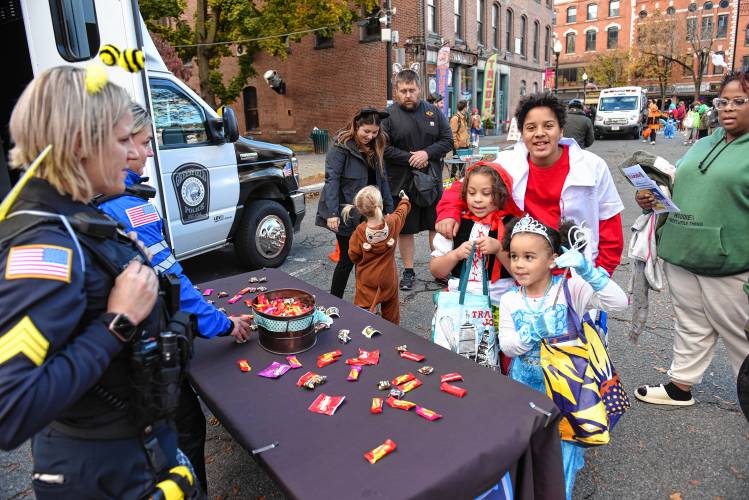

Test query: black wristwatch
[101,312,138,343]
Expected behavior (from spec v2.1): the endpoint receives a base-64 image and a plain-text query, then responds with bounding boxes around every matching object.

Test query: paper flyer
[621,164,680,214]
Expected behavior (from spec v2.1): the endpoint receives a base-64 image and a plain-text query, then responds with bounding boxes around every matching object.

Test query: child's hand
[475,236,500,255]
[452,240,473,261]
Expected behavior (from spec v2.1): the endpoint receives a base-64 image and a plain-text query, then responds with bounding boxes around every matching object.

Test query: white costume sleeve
[498,292,532,357]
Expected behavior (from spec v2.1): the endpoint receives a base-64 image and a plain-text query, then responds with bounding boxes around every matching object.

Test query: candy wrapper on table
[440,373,463,383]
[371,397,384,414]
[415,406,442,421]
[258,361,291,379]
[317,349,342,368]
[364,439,397,464]
[397,378,422,393]
[308,393,345,416]
[392,373,416,385]
[440,382,467,398]
[400,351,425,362]
[296,371,327,390]
[286,355,303,369]
[347,365,362,381]
[386,397,416,410]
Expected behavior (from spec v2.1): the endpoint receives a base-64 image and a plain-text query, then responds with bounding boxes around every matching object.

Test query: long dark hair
[335,111,388,174]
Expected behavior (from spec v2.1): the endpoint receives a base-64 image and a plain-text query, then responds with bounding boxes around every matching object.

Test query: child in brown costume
[344,186,411,324]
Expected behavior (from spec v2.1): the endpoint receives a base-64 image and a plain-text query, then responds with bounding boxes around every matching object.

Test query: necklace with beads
[521,278,554,316]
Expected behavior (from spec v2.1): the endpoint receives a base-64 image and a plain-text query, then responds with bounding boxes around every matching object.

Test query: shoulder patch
[5,244,72,283]
[0,316,49,366]
[125,203,160,228]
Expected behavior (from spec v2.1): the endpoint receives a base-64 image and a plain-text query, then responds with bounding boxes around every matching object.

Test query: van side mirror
[220,106,240,143]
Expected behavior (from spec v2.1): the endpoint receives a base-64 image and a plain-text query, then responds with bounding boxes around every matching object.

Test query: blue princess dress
[498,274,628,500]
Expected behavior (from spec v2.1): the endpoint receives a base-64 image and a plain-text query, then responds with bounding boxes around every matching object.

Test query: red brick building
[179,1,552,142]
[553,0,739,103]
[733,0,749,70]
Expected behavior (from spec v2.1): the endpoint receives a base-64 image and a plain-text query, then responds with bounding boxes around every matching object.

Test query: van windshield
[599,96,639,111]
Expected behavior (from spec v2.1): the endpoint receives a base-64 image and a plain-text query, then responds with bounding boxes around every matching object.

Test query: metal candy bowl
[250,288,317,354]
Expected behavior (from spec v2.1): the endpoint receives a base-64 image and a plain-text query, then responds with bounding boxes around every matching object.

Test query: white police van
[0,0,305,268]
[594,86,648,140]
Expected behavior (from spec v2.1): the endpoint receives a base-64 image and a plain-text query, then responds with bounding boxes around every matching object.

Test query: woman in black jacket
[316,108,394,298]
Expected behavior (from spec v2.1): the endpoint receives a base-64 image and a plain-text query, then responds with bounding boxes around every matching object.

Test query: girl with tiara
[498,214,628,499]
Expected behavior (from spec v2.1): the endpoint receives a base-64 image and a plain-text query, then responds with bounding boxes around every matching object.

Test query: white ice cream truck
[0,0,306,268]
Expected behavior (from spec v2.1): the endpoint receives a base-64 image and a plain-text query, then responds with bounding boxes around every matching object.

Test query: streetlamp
[553,35,562,95]
[582,71,588,105]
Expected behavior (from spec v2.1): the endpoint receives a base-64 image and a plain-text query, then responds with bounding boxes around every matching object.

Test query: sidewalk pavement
[297,133,511,193]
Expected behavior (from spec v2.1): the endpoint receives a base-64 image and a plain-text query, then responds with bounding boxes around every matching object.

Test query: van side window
[151,85,209,147]
[48,0,100,62]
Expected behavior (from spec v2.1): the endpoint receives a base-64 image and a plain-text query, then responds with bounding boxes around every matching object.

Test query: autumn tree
[140,0,378,108]
[631,10,676,106]
[635,8,719,101]
[151,32,192,81]
[587,50,630,88]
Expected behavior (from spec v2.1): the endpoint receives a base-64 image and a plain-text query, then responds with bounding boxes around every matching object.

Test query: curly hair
[514,92,567,129]
[502,216,585,254]
[460,164,509,210]
[720,69,749,96]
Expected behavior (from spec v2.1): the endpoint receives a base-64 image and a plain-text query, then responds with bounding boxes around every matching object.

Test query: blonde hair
[130,102,152,136]
[9,66,132,202]
[341,186,384,224]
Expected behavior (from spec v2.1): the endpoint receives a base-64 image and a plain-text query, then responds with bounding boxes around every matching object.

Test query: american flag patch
[283,161,293,177]
[5,245,72,283]
[125,203,160,227]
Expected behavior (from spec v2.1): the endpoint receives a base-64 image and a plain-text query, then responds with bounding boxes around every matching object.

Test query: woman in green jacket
[635,70,749,406]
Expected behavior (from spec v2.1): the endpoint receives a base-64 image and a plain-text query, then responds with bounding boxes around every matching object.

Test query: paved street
[2,136,748,499]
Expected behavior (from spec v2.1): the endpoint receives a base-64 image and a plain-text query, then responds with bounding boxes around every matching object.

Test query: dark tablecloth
[192,268,565,499]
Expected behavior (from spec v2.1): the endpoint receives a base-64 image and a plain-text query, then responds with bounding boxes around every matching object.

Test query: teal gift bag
[431,244,499,369]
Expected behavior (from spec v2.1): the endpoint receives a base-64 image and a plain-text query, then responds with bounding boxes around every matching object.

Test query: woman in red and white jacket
[436,93,625,275]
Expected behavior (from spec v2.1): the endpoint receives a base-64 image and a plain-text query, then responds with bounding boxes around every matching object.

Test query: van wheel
[234,199,293,269]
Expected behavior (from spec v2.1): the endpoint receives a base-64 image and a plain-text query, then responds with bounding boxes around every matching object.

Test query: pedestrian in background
[635,70,749,407]
[564,100,595,149]
[470,107,483,148]
[646,101,663,145]
[675,101,686,130]
[383,68,453,291]
[698,99,709,139]
[450,100,471,152]
[0,66,197,498]
[683,103,701,145]
[316,108,393,298]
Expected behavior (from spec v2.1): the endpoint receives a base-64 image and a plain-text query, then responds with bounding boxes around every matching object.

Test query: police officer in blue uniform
[0,67,199,499]
[96,103,251,492]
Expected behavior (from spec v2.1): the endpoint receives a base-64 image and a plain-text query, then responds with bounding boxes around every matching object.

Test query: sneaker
[635,384,695,406]
[400,269,416,290]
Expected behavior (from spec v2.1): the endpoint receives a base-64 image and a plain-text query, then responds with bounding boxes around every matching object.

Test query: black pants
[176,380,207,493]
[650,129,657,143]
[330,234,354,298]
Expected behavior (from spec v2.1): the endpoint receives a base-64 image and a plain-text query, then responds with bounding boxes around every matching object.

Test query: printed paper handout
[621,164,680,214]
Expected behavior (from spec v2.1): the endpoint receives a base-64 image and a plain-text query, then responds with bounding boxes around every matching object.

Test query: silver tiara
[511,214,551,244]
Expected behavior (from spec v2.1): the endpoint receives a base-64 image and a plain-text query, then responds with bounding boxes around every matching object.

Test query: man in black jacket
[565,100,595,149]
[383,68,453,290]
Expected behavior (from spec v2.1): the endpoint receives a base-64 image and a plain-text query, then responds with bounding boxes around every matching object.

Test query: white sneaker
[650,141,656,145]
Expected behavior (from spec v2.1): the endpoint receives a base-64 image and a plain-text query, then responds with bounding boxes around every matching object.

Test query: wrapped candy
[440,373,464,384]
[258,361,290,379]
[337,329,352,344]
[347,365,362,381]
[227,294,242,304]
[296,371,327,390]
[440,382,467,398]
[254,295,313,317]
[361,326,380,339]
[399,351,425,362]
[286,355,302,369]
[357,349,380,366]
[364,439,397,464]
[317,350,342,368]
[202,288,214,297]
[415,406,443,421]
[345,358,368,366]
[397,378,422,393]
[389,388,406,399]
[391,373,416,386]
[395,345,408,353]
[218,291,229,298]
[239,287,252,295]
[207,300,215,305]
[236,359,251,372]
[371,397,384,414]
[377,380,392,391]
[308,393,345,416]
[418,366,434,376]
[385,397,416,410]
[325,306,340,318]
